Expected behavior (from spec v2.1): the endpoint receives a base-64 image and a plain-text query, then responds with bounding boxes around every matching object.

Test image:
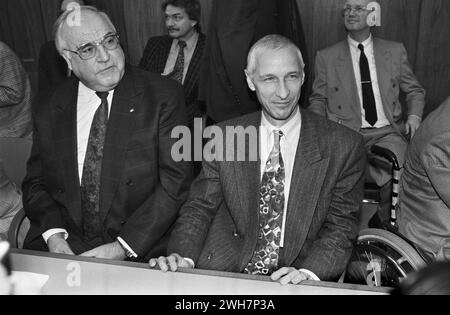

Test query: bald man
[309,0,425,223]
[23,6,192,261]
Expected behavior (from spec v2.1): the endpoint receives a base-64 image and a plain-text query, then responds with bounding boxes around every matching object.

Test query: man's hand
[149,253,194,272]
[80,241,126,260]
[405,115,421,139]
[271,267,317,285]
[47,233,75,255]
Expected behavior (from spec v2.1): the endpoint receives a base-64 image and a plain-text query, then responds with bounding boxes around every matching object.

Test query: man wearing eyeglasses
[309,0,425,224]
[22,6,193,261]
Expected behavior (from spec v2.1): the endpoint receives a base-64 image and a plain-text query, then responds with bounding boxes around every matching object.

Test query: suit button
[126,180,135,186]
[338,120,342,124]
[233,230,239,237]
[335,87,339,92]
[338,105,342,110]
[207,253,213,260]
[58,188,65,194]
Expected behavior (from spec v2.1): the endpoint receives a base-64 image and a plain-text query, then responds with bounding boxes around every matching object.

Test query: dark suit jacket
[309,38,425,133]
[139,33,206,125]
[38,40,70,94]
[168,109,366,281]
[23,66,193,260]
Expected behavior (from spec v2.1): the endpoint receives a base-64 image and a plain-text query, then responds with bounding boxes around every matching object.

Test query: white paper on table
[10,271,49,295]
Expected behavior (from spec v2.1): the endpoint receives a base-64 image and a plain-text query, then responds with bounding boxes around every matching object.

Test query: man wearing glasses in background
[308,0,425,225]
[22,6,192,261]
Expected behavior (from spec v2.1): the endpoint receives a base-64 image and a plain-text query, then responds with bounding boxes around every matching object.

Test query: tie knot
[178,40,187,49]
[95,91,109,101]
[358,43,364,52]
[274,130,284,139]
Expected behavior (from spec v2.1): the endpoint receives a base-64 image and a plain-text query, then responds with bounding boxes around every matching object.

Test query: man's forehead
[165,5,187,15]
[63,13,113,45]
[255,48,302,73]
[345,0,371,6]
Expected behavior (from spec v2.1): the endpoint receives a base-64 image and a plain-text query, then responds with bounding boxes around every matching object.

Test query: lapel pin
[130,108,135,113]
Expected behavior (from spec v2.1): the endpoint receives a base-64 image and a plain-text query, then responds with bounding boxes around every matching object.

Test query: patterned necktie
[169,40,187,83]
[358,44,378,126]
[81,91,109,242]
[245,130,285,275]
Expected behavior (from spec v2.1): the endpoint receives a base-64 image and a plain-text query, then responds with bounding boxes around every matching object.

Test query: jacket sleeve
[398,43,426,118]
[118,84,194,257]
[294,135,366,281]
[0,43,27,108]
[308,50,328,117]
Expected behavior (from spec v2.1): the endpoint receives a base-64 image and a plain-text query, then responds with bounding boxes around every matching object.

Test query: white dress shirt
[348,35,390,128]
[162,32,199,84]
[42,82,136,258]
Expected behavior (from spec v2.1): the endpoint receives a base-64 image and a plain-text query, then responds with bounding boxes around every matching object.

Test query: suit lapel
[373,38,393,116]
[99,67,142,223]
[281,110,330,266]
[51,77,83,226]
[234,113,262,270]
[184,33,206,97]
[158,36,173,74]
[336,41,363,118]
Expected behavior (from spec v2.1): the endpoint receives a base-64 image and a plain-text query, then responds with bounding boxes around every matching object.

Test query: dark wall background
[0,0,448,116]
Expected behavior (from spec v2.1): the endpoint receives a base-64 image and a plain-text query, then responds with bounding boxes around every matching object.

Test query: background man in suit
[38,0,85,93]
[150,35,366,284]
[23,6,192,261]
[308,0,426,223]
[398,96,450,262]
[0,41,32,138]
[139,0,205,128]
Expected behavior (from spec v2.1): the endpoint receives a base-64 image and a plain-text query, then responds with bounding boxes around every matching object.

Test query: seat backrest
[0,137,32,187]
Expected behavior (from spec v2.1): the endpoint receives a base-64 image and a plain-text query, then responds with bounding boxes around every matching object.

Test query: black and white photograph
[0,0,449,299]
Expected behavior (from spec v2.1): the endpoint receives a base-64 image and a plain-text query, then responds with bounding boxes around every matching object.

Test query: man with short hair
[150,35,366,284]
[23,6,192,261]
[309,0,426,223]
[139,0,206,127]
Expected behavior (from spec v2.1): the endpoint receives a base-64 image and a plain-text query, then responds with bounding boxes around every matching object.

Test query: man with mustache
[150,35,365,285]
[22,6,192,261]
[139,0,206,128]
[309,0,425,225]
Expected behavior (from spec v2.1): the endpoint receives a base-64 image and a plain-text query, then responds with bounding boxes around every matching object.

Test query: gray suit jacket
[399,96,450,261]
[309,38,425,133]
[168,109,366,281]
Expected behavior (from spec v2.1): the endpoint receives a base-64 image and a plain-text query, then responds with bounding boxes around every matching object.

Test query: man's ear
[61,52,73,71]
[245,70,256,91]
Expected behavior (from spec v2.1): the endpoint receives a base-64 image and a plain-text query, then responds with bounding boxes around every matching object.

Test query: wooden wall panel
[415,0,450,115]
[0,0,448,113]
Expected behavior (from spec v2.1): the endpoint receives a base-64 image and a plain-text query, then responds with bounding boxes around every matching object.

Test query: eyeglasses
[64,33,120,60]
[343,5,371,15]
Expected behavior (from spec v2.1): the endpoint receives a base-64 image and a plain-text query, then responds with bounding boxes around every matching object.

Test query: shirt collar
[174,31,199,51]
[261,107,301,142]
[78,81,114,102]
[348,33,373,50]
